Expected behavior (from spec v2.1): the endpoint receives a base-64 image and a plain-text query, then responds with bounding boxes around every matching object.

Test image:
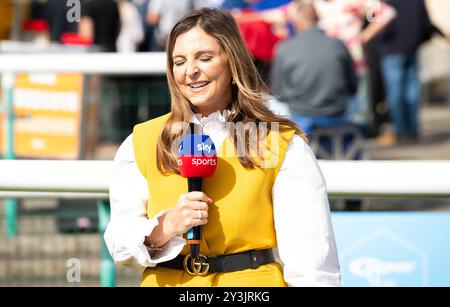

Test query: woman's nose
[186,61,200,78]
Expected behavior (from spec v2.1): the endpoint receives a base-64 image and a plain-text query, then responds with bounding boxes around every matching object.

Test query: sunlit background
[0,0,449,287]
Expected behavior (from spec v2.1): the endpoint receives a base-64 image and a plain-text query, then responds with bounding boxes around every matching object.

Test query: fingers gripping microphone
[178,125,217,259]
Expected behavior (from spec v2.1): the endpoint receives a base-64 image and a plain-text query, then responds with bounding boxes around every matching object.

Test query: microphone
[178,126,217,259]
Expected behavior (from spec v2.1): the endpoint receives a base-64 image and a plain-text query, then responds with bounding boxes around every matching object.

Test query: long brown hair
[157,8,305,175]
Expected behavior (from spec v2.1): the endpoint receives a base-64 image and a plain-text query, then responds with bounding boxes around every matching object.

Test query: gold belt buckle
[183,253,209,276]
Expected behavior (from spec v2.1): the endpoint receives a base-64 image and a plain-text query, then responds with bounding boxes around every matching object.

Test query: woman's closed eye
[173,57,211,66]
[199,56,213,62]
[174,60,185,66]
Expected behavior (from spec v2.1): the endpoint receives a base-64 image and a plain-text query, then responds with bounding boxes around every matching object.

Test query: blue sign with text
[332,212,450,287]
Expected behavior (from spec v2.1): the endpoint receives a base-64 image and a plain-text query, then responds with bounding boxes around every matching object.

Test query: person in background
[116,0,144,52]
[230,1,295,40]
[78,0,121,144]
[146,0,193,50]
[193,0,225,9]
[105,8,340,287]
[220,0,249,10]
[363,18,390,138]
[377,0,446,145]
[312,0,396,133]
[131,0,156,51]
[79,0,120,52]
[271,3,357,134]
[45,0,78,42]
[226,0,296,89]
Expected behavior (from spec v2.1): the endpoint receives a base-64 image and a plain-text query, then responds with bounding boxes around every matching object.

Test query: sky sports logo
[178,135,217,167]
[179,142,214,155]
[173,120,281,168]
[178,135,217,157]
[177,157,217,167]
[196,143,213,153]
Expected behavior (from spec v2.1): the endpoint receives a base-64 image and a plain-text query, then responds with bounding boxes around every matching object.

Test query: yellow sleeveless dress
[133,113,295,286]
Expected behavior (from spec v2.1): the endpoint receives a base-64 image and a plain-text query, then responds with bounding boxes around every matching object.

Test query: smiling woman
[171,27,232,116]
[104,8,341,288]
[159,8,304,174]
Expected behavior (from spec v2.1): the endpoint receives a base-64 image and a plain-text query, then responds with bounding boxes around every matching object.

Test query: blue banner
[332,212,450,287]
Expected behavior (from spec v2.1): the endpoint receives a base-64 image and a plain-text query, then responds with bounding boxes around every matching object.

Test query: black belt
[157,248,275,276]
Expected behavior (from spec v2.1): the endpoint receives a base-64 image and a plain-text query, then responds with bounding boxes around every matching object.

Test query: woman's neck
[195,101,232,118]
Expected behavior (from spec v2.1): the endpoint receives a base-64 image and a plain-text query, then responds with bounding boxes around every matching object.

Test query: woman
[105,8,340,287]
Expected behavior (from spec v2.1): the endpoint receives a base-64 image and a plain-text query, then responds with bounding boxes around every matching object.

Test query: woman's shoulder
[274,124,302,145]
[289,133,309,151]
[287,134,323,172]
[132,113,172,153]
[282,134,325,181]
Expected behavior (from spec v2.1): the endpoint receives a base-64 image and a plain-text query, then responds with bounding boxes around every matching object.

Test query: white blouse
[104,111,341,286]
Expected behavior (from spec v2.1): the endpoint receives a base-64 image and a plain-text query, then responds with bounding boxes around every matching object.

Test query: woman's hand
[144,192,212,248]
[165,192,212,236]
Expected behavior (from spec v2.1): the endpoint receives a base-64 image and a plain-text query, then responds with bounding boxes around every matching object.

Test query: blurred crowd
[2,0,450,147]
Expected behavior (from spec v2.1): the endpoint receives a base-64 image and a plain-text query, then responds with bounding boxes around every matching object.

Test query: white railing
[0,52,167,75]
[1,53,450,199]
[1,160,450,199]
[0,160,112,199]
[319,160,450,198]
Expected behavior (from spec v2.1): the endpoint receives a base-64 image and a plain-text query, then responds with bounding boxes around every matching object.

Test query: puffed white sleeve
[104,134,186,268]
[272,134,341,286]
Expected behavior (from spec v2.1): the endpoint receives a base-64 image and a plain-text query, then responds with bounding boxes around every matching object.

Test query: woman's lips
[188,81,210,93]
